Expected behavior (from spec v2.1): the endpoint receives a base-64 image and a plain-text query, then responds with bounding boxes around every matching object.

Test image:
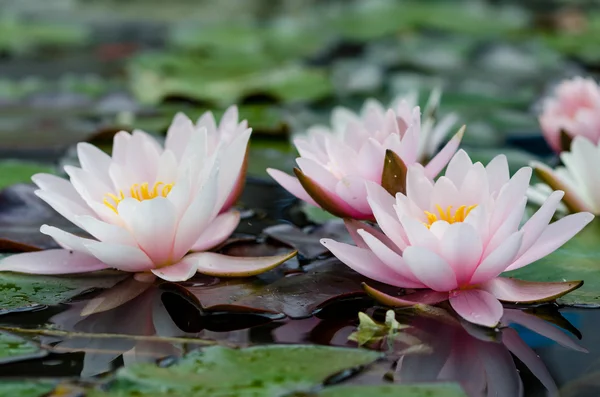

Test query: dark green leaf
[0,331,46,364]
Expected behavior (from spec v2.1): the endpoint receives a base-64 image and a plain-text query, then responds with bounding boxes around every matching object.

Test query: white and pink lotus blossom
[539,77,600,153]
[169,105,250,212]
[0,113,295,281]
[321,150,593,327]
[267,91,463,220]
[529,136,600,215]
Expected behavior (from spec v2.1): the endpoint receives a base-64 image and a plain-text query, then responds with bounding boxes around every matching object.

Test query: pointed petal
[293,168,371,219]
[440,223,483,286]
[482,277,583,304]
[185,251,297,277]
[363,283,448,307]
[320,238,413,287]
[216,129,252,210]
[532,161,592,213]
[424,126,464,178]
[77,142,113,188]
[266,168,319,207]
[83,241,154,272]
[221,148,248,212]
[0,249,108,274]
[40,224,94,253]
[449,289,503,327]
[191,210,240,252]
[507,212,594,271]
[469,232,523,285]
[365,182,408,250]
[151,257,199,282]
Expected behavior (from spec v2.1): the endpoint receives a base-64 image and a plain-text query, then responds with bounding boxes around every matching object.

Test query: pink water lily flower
[539,77,600,152]
[0,114,295,281]
[529,136,600,215]
[267,91,463,220]
[321,150,593,327]
[169,105,250,212]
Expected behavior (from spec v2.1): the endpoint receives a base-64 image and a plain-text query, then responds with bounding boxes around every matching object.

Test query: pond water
[1,1,600,396]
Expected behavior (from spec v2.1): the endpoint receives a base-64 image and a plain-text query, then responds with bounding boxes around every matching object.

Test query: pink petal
[424,126,464,179]
[111,131,131,165]
[365,182,408,250]
[185,250,297,277]
[77,142,113,189]
[172,167,219,259]
[444,149,473,188]
[449,289,503,327]
[402,246,458,291]
[363,283,448,307]
[32,173,89,209]
[517,191,565,257]
[83,241,154,272]
[357,229,424,288]
[293,168,371,219]
[76,216,137,246]
[469,232,522,285]
[440,223,483,286]
[164,113,195,159]
[0,249,108,274]
[151,257,198,282]
[507,212,594,271]
[485,154,510,195]
[266,168,319,207]
[481,277,583,304]
[296,157,339,192]
[320,238,414,287]
[40,225,94,253]
[483,197,526,257]
[335,176,371,214]
[191,210,240,251]
[34,190,94,229]
[128,197,178,265]
[216,129,252,211]
[532,161,592,213]
[490,167,532,231]
[221,154,247,212]
[501,328,558,393]
[405,165,433,210]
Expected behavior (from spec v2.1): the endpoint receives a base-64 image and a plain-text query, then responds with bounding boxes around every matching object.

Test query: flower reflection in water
[42,276,274,377]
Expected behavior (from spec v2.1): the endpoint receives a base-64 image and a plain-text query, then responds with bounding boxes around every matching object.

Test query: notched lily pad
[95,345,381,397]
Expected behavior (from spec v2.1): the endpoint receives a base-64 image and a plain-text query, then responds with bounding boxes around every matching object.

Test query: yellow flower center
[103,181,174,213]
[423,204,477,229]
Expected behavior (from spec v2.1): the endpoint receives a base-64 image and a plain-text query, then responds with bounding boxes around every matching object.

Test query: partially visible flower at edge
[267,90,463,220]
[539,76,600,153]
[529,135,600,215]
[321,150,593,327]
[0,108,296,281]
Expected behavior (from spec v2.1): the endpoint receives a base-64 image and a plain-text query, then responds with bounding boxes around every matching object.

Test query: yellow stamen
[103,181,174,214]
[423,204,477,229]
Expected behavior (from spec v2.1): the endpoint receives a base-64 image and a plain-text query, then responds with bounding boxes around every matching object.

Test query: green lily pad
[505,218,600,307]
[0,161,54,191]
[0,331,46,364]
[93,345,381,397]
[0,271,126,314]
[318,384,467,397]
[0,380,56,397]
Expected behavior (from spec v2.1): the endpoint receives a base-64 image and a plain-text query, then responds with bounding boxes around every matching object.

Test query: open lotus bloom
[539,77,600,153]
[529,136,600,215]
[321,150,594,327]
[267,91,463,220]
[0,112,295,281]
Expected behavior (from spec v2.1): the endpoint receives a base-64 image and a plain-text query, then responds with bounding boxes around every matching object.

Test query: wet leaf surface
[0,380,56,397]
[0,331,46,364]
[93,345,381,397]
[505,218,600,307]
[0,271,125,315]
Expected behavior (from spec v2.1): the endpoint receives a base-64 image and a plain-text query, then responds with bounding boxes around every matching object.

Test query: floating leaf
[0,380,55,397]
[0,331,46,364]
[0,271,125,314]
[505,218,600,306]
[348,310,407,346]
[94,345,381,397]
